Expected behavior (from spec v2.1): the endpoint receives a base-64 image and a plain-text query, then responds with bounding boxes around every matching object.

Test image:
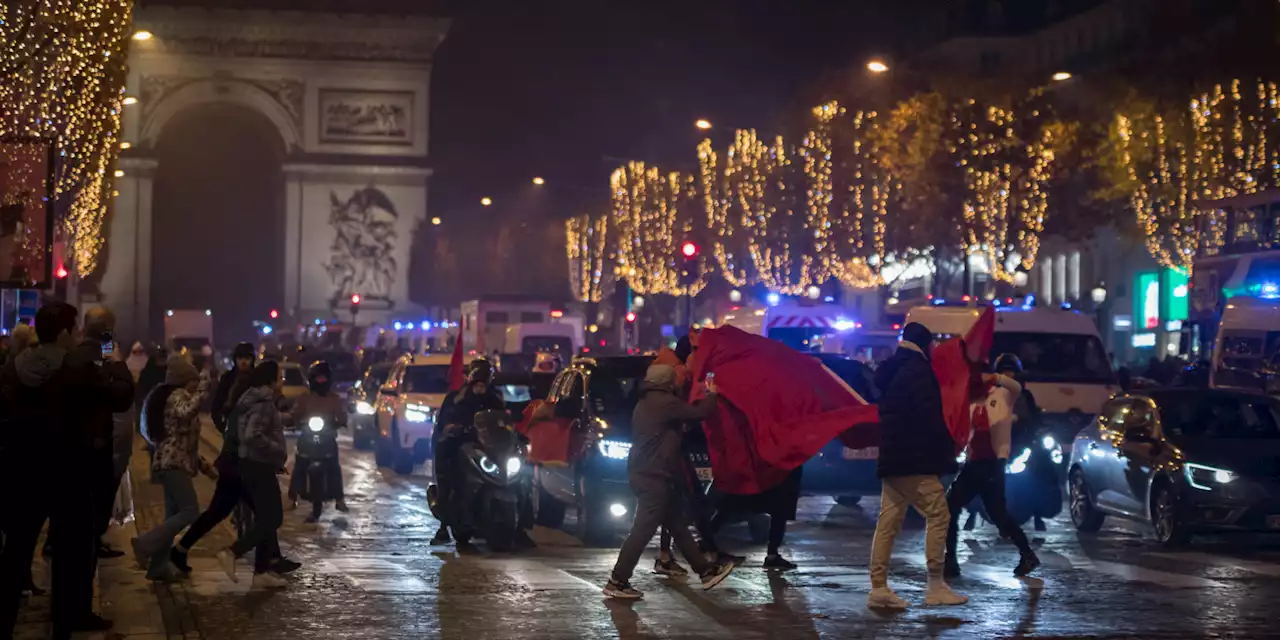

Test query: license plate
[696,467,713,482]
[1268,515,1280,530]
[843,446,879,460]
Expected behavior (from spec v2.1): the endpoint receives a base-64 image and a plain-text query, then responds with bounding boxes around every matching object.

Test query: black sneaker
[603,580,643,599]
[273,557,303,574]
[97,543,125,559]
[944,557,962,579]
[699,562,737,591]
[170,550,193,575]
[1033,517,1047,532]
[653,557,689,577]
[71,613,113,632]
[762,555,797,571]
[514,529,537,550]
[1014,552,1041,577]
[430,528,452,545]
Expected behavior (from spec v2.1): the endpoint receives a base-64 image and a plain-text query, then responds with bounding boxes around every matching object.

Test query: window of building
[520,311,545,323]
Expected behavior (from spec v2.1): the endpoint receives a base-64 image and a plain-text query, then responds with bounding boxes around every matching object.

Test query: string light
[1,0,135,276]
[565,213,609,302]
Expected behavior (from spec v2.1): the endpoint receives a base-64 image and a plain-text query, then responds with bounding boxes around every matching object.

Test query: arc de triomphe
[102,6,448,341]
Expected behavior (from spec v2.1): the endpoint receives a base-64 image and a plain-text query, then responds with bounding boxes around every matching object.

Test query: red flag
[931,306,996,454]
[447,337,465,392]
[691,326,879,495]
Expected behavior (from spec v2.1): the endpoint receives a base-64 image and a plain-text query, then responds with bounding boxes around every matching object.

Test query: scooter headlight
[1007,448,1032,475]
[476,454,499,476]
[307,417,325,433]
[506,457,522,476]
[1041,435,1056,451]
[355,401,375,416]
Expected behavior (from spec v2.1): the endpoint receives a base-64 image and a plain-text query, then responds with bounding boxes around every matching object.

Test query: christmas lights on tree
[610,161,705,296]
[565,213,609,303]
[0,0,134,277]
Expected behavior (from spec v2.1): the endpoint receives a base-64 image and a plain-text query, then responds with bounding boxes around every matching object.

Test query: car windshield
[589,359,652,417]
[990,332,1113,384]
[283,367,306,387]
[404,365,451,394]
[1148,391,1280,439]
[522,336,573,355]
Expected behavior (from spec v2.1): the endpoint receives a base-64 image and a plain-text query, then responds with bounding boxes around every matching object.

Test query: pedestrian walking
[603,364,737,600]
[0,303,122,638]
[135,346,168,410]
[867,322,967,610]
[132,355,211,580]
[126,341,149,381]
[945,361,1040,578]
[703,466,803,571]
[215,360,290,589]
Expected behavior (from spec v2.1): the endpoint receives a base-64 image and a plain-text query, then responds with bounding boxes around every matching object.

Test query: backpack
[140,385,175,447]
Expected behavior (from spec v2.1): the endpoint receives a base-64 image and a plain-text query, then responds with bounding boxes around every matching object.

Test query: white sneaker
[866,586,910,610]
[216,549,238,583]
[251,572,289,590]
[924,578,968,606]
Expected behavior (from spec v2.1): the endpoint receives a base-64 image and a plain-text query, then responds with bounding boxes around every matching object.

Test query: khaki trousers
[869,475,950,588]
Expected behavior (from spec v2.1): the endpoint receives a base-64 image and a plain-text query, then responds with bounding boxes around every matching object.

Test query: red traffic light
[55,264,68,279]
[681,241,699,258]
[350,293,362,305]
[269,309,279,319]
[625,311,637,323]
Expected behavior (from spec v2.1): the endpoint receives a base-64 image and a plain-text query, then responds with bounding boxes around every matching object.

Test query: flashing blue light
[261,325,273,336]
[932,298,946,306]
[1061,302,1072,310]
[833,318,857,331]
[422,320,431,329]
[393,321,403,330]
[823,295,835,303]
[766,292,781,306]
[314,319,322,326]
[992,299,1002,307]
[1023,294,1037,308]
[405,322,416,330]
[1262,282,1280,299]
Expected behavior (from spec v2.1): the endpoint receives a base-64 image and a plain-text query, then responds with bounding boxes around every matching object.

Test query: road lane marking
[1037,553,1226,588]
[1148,551,1280,577]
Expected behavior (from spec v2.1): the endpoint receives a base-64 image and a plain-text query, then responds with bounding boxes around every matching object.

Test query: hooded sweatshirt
[1,344,72,453]
[626,365,717,484]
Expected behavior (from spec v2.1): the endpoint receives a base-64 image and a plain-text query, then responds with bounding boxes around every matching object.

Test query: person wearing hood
[126,342,149,381]
[603,364,737,600]
[131,355,212,581]
[212,342,255,433]
[0,302,116,637]
[135,346,168,409]
[867,322,967,610]
[215,360,290,590]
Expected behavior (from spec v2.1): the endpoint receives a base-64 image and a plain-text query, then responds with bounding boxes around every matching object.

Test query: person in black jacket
[866,322,967,610]
[0,302,122,638]
[430,362,507,545]
[211,342,256,433]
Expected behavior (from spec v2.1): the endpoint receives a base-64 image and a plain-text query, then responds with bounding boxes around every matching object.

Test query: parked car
[533,356,652,545]
[374,354,454,474]
[1068,388,1280,545]
[350,362,394,450]
[800,354,881,508]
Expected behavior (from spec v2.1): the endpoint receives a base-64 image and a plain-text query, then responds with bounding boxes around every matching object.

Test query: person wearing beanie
[603,364,737,600]
[867,322,967,610]
[132,355,211,581]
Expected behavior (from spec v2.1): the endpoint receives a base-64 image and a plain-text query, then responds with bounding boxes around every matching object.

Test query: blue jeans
[138,470,199,576]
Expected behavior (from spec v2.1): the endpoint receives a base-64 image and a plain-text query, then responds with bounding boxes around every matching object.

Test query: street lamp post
[1092,282,1109,354]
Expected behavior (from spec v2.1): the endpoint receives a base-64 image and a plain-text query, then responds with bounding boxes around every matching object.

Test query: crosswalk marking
[1148,551,1280,577]
[1037,552,1226,588]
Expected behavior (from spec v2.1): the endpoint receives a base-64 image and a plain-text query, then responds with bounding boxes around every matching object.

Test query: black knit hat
[901,322,934,351]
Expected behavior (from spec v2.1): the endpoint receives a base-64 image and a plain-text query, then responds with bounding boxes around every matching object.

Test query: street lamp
[729,289,742,303]
[695,119,712,130]
[132,30,153,41]
[480,197,493,206]
[1091,283,1108,305]
[430,216,442,226]
[867,60,889,74]
[119,141,131,149]
[1052,71,1073,82]
[806,285,821,300]
[532,177,545,186]
[632,295,645,309]
[122,96,138,106]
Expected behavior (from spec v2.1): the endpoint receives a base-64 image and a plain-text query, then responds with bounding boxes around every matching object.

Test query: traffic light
[349,293,362,320]
[55,264,68,279]
[679,241,700,286]
[269,309,279,319]
[625,311,637,323]
[350,293,362,305]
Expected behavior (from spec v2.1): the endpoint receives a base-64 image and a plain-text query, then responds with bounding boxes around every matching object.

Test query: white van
[1210,296,1280,391]
[905,303,1117,451]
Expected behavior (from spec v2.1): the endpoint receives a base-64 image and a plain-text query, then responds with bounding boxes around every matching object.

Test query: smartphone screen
[100,342,114,359]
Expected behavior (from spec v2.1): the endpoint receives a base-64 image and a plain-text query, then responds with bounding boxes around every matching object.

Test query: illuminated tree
[565,213,609,303]
[0,0,135,275]
[610,161,705,296]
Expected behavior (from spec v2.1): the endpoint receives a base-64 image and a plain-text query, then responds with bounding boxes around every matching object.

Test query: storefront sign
[1132,333,1157,348]
[1135,272,1161,330]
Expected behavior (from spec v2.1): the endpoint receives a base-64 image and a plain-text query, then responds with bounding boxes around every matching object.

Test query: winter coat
[436,387,505,444]
[64,339,134,453]
[873,343,957,478]
[237,386,288,468]
[0,344,76,454]
[627,382,717,484]
[151,376,211,476]
[967,374,1021,461]
[210,368,242,431]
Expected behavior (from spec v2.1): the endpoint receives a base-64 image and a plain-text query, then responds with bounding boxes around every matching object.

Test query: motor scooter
[296,414,342,516]
[427,409,527,551]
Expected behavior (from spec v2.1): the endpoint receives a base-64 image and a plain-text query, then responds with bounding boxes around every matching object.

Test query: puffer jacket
[151,376,211,476]
[237,386,287,468]
[873,343,956,478]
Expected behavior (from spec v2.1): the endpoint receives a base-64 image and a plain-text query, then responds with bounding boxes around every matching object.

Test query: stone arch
[141,77,301,152]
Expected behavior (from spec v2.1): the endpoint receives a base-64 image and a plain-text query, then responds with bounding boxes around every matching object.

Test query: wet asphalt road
[170,435,1280,640]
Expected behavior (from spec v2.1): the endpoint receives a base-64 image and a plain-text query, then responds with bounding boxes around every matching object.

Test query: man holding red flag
[867,322,967,610]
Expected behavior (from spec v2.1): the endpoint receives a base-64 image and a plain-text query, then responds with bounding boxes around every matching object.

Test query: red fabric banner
[447,338,465,392]
[691,325,879,495]
[931,306,996,454]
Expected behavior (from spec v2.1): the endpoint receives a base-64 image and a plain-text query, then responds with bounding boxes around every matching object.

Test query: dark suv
[533,356,652,545]
[1068,388,1280,545]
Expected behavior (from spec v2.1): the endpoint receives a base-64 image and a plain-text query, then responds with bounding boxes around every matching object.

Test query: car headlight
[476,454,499,475]
[506,457,522,476]
[1185,462,1236,491]
[598,439,631,460]
[405,403,434,423]
[356,401,375,416]
[307,417,325,433]
[1041,435,1056,451]
[1007,448,1032,475]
